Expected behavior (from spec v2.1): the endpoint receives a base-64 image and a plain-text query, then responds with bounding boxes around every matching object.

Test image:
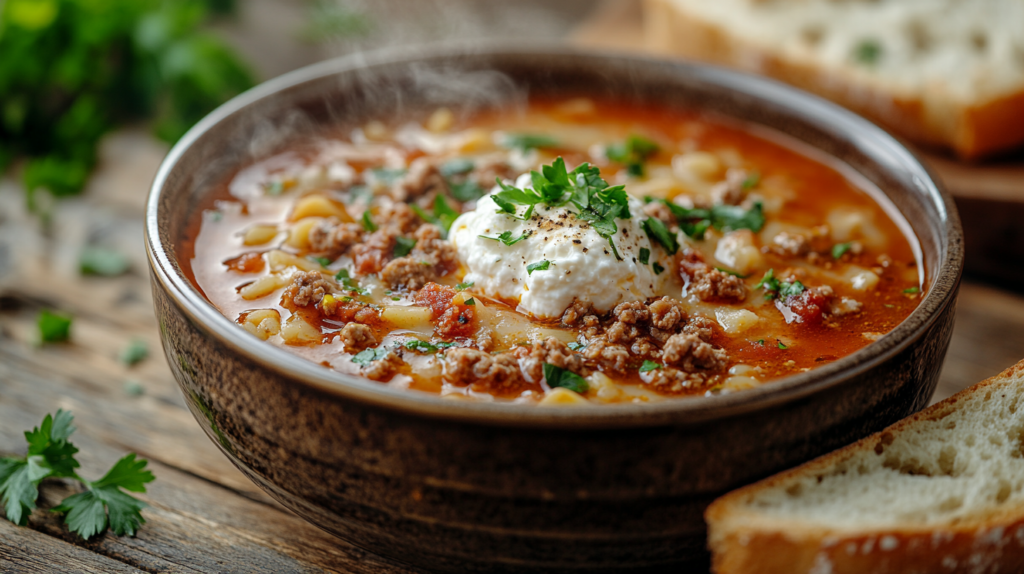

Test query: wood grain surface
[0,3,1021,571]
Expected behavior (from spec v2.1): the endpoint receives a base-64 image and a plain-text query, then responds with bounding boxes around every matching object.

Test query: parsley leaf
[755,269,804,299]
[456,281,474,291]
[479,230,530,246]
[500,133,559,151]
[464,298,476,306]
[606,135,659,177]
[411,195,459,236]
[369,167,406,184]
[904,287,920,294]
[741,172,761,190]
[334,269,369,296]
[648,198,765,238]
[832,242,853,259]
[393,237,417,258]
[54,453,154,539]
[542,363,589,394]
[567,342,586,351]
[80,247,130,277]
[404,340,456,354]
[310,256,332,268]
[360,210,378,232]
[38,310,72,343]
[526,260,550,275]
[778,341,789,350]
[639,360,662,373]
[351,348,390,365]
[638,247,650,265]
[449,179,485,202]
[853,39,883,65]
[780,280,806,298]
[119,339,149,367]
[439,158,474,177]
[642,218,678,255]
[715,267,748,278]
[653,262,665,275]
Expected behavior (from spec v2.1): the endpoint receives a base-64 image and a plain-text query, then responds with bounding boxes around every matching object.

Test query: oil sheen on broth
[183,98,923,406]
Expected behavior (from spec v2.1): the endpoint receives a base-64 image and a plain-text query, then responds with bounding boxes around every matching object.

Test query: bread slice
[643,0,1024,160]
[705,359,1024,574]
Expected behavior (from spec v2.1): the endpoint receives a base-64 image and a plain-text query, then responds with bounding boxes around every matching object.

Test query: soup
[182,98,923,405]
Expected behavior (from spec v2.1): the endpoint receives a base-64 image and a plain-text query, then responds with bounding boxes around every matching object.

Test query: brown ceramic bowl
[145,44,963,572]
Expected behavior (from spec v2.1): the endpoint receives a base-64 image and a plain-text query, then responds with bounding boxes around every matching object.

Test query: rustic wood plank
[0,520,148,574]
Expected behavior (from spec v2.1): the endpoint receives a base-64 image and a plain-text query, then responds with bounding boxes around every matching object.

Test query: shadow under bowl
[145,44,963,572]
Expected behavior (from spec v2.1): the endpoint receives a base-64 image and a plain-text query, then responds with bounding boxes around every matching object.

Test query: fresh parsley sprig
[755,269,805,300]
[494,157,630,259]
[480,230,530,246]
[543,363,588,394]
[0,410,155,539]
[645,198,765,240]
[410,195,460,237]
[606,135,660,177]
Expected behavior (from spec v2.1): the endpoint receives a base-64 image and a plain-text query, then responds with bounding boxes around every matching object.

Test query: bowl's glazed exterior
[146,45,963,572]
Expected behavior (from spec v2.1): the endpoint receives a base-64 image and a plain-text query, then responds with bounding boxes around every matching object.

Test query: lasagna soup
[184,98,923,405]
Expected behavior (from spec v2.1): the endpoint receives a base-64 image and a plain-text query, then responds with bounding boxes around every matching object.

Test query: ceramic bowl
[145,44,963,572]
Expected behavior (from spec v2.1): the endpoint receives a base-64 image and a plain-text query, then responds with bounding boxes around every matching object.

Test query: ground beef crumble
[360,351,403,381]
[308,218,363,256]
[678,249,747,302]
[513,337,587,383]
[340,323,375,353]
[283,271,334,308]
[443,347,527,393]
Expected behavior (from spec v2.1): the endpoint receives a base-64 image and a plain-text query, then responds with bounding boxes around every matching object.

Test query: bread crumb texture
[666,0,1024,101]
[749,378,1024,527]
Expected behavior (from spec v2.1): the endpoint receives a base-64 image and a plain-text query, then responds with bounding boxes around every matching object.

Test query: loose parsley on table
[493,157,631,259]
[80,247,130,277]
[0,410,155,539]
[542,363,589,394]
[120,339,149,366]
[38,310,72,343]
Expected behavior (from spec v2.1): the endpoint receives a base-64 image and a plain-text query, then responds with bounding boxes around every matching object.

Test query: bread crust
[705,360,1024,574]
[643,0,1024,160]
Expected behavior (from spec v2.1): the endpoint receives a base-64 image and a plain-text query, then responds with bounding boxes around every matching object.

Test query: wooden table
[2,8,1024,573]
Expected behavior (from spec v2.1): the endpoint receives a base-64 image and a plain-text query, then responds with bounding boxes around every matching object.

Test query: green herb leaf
[832,242,853,259]
[778,341,788,350]
[500,133,559,151]
[567,342,586,351]
[456,281,474,291]
[449,180,484,202]
[120,339,149,367]
[606,135,660,177]
[360,211,378,232]
[80,247,130,277]
[542,363,589,394]
[779,280,806,298]
[526,260,550,275]
[393,237,417,258]
[440,158,474,177]
[904,287,920,294]
[334,269,369,296]
[403,340,455,354]
[369,167,407,184]
[638,247,650,265]
[38,310,72,343]
[464,298,476,306]
[411,196,460,236]
[653,262,665,275]
[642,217,678,255]
[715,267,748,278]
[265,181,284,196]
[639,360,662,373]
[853,39,883,65]
[741,171,761,190]
[54,453,154,539]
[351,348,390,365]
[651,198,765,237]
[310,256,332,268]
[755,339,765,346]
[479,230,530,246]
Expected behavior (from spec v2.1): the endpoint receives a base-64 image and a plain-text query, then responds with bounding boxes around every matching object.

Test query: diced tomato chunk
[415,282,456,318]
[414,282,475,338]
[224,252,265,273]
[776,288,829,324]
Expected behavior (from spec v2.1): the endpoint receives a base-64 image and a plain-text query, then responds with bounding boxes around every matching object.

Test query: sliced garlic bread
[644,0,1024,160]
[706,359,1024,574]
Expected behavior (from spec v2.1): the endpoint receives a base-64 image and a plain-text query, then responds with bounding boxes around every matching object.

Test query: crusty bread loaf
[644,0,1024,160]
[705,359,1024,574]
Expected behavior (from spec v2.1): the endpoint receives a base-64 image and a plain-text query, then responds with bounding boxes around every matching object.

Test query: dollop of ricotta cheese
[449,177,674,319]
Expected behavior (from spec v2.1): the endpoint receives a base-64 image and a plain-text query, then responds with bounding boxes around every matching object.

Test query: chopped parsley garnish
[638,247,650,265]
[449,180,485,202]
[310,256,333,268]
[642,217,678,255]
[639,360,662,373]
[832,242,853,259]
[351,348,390,365]
[500,133,560,151]
[265,181,284,196]
[456,281,474,291]
[853,39,883,65]
[904,287,920,294]
[653,262,665,275]
[334,269,369,296]
[715,267,748,278]
[411,195,460,236]
[393,237,417,258]
[755,339,765,346]
[567,342,586,351]
[542,363,589,394]
[755,269,805,300]
[741,171,761,190]
[526,260,550,275]
[0,410,155,539]
[403,340,455,354]
[493,157,630,259]
[464,298,476,306]
[605,135,660,177]
[120,339,149,366]
[80,247,130,277]
[439,158,475,177]
[38,310,72,343]
[778,341,788,350]
[368,167,407,184]
[647,198,765,239]
[480,230,530,246]
[360,210,378,232]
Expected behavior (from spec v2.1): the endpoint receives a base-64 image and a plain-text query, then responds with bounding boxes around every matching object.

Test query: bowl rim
[145,42,963,429]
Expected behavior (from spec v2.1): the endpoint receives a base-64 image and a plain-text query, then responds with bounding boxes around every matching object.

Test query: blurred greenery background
[0,0,598,211]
